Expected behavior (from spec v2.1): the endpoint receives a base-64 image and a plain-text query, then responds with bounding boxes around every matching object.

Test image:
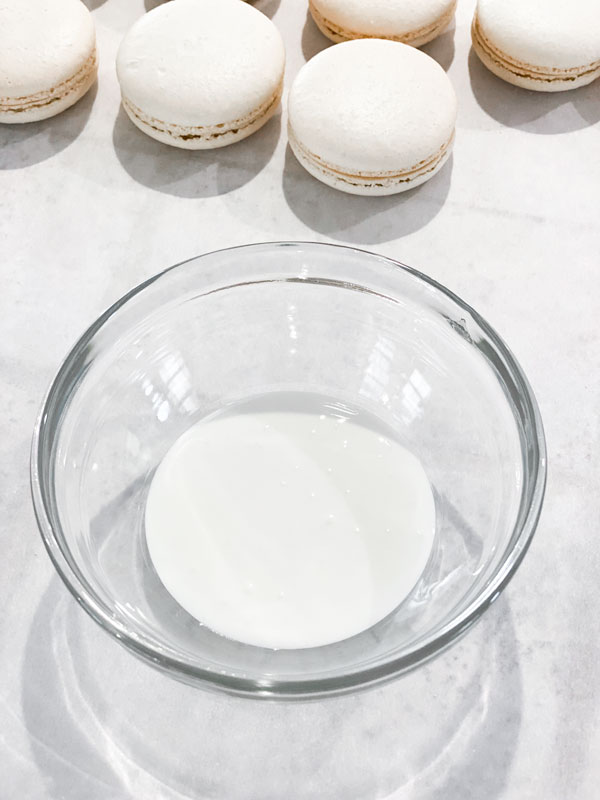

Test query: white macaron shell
[313,0,455,36]
[288,39,456,175]
[477,0,600,70]
[0,0,95,98]
[116,0,285,128]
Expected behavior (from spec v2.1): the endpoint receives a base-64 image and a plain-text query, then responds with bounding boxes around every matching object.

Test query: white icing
[0,0,95,98]
[313,0,455,36]
[288,39,456,175]
[477,0,600,70]
[145,398,436,650]
[116,0,285,128]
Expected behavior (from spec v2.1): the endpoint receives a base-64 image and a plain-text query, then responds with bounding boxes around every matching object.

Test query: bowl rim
[30,241,547,700]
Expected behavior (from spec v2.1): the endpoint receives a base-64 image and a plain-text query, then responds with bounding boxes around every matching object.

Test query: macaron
[472,0,600,92]
[116,0,285,149]
[309,0,457,47]
[0,0,97,124]
[288,39,457,196]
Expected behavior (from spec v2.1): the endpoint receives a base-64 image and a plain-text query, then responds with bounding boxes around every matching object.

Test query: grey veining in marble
[1,0,599,798]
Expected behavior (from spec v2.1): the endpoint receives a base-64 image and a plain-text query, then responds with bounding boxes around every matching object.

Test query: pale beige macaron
[0,0,97,123]
[472,0,600,91]
[309,0,457,48]
[116,0,285,149]
[288,39,457,196]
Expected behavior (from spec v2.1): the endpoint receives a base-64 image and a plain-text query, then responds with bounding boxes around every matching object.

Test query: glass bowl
[31,242,546,700]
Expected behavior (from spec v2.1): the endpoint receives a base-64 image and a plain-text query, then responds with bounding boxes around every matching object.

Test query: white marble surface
[1,0,599,798]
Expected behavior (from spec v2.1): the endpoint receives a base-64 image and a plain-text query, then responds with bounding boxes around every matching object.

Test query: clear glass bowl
[31,242,547,699]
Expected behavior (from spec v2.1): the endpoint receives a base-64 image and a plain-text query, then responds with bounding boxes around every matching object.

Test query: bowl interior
[34,243,544,697]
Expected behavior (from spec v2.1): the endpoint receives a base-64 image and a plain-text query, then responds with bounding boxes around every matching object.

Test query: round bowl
[31,242,546,700]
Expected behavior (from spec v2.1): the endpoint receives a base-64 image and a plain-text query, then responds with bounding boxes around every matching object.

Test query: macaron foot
[308,0,456,48]
[289,126,453,196]
[471,10,600,92]
[121,80,282,150]
[0,50,97,123]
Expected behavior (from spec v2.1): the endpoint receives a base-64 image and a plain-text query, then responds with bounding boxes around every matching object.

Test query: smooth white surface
[476,0,600,69]
[146,398,435,649]
[288,40,457,174]
[312,0,455,36]
[116,0,285,127]
[2,0,600,797]
[0,0,95,98]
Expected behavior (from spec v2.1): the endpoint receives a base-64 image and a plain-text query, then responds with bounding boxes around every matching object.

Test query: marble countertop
[2,0,599,798]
